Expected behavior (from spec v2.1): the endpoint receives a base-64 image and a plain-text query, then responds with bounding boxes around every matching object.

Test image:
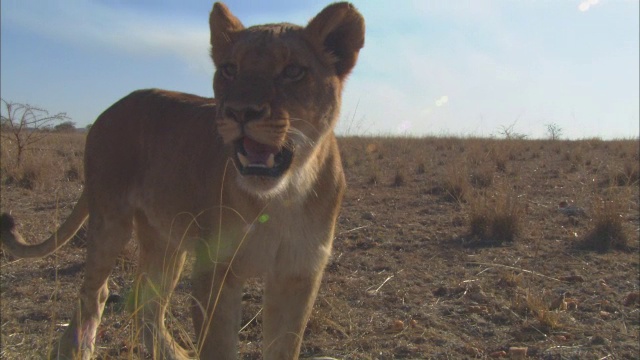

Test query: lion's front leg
[192,255,244,359]
[133,217,191,360]
[262,272,324,360]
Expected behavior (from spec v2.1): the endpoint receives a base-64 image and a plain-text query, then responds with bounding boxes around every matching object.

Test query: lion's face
[212,26,339,195]
[209,3,364,196]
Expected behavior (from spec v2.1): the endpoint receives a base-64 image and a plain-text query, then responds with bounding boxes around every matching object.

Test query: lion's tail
[1,190,89,258]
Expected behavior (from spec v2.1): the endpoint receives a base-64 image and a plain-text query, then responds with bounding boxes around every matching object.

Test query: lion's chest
[207,201,333,278]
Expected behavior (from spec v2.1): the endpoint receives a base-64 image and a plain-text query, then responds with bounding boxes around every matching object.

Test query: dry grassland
[1,132,638,359]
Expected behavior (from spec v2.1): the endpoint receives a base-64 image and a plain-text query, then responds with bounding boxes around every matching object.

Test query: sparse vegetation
[1,134,638,359]
[1,99,71,166]
[1,132,85,189]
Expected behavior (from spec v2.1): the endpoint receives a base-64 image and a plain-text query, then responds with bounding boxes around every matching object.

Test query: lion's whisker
[287,127,315,148]
[289,117,321,135]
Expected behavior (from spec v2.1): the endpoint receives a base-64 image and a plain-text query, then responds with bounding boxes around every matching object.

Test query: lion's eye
[282,64,306,81]
[220,64,237,80]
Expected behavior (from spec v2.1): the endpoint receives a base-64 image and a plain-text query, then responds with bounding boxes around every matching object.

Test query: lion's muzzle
[235,137,293,177]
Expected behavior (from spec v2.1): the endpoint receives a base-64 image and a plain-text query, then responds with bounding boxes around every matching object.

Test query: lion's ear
[305,2,365,80]
[209,2,244,65]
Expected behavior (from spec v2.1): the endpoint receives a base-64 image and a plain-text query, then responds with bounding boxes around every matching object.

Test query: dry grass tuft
[497,271,523,288]
[442,164,471,203]
[578,198,629,252]
[4,150,61,190]
[392,171,405,187]
[467,189,522,246]
[495,155,508,173]
[612,161,639,186]
[511,290,563,331]
[469,165,494,189]
[367,172,379,185]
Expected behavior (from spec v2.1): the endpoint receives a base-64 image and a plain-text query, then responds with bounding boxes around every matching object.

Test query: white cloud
[579,0,601,12]
[435,96,449,107]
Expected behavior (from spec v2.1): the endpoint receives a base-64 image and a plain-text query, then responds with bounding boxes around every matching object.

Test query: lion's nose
[224,104,270,124]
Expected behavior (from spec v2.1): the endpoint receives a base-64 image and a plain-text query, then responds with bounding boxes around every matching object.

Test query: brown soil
[1,135,639,359]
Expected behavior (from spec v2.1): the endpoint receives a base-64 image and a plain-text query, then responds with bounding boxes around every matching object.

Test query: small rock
[433,286,448,297]
[362,211,375,221]
[489,350,507,358]
[390,320,404,332]
[590,335,609,345]
[508,346,528,359]
[462,345,482,357]
[557,201,587,217]
[623,292,640,306]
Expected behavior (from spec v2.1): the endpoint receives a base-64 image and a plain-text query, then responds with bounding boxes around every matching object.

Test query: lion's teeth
[266,153,275,168]
[238,152,276,169]
[237,152,249,167]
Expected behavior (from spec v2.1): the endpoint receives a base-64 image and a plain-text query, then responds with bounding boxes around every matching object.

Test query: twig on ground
[467,262,562,282]
[239,307,262,333]
[339,225,369,235]
[366,275,394,294]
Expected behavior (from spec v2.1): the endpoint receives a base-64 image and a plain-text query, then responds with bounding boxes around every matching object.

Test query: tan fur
[0,2,364,359]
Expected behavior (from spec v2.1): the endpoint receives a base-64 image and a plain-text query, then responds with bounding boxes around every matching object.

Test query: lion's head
[209,3,364,196]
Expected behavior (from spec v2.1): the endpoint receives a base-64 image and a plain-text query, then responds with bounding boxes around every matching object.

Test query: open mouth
[234,137,293,177]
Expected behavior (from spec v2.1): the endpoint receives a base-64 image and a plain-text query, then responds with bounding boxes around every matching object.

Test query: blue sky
[1,0,638,139]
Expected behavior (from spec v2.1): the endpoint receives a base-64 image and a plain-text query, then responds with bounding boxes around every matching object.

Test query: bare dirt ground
[1,134,639,359]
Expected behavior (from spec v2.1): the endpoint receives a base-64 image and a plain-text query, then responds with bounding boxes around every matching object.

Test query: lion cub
[1,2,364,359]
